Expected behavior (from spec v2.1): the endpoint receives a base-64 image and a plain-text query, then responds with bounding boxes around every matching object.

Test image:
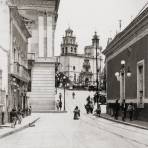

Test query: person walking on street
[28,105,32,116]
[1,106,5,125]
[72,92,75,99]
[73,106,80,120]
[114,99,120,120]
[58,93,62,111]
[59,93,62,101]
[121,99,127,121]
[95,103,101,117]
[127,102,134,121]
[11,107,18,128]
[59,100,62,111]
[17,108,22,124]
[56,100,60,111]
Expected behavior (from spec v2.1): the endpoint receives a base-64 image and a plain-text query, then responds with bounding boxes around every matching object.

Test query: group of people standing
[56,92,76,111]
[85,95,101,116]
[56,93,63,111]
[10,106,32,128]
[114,99,135,121]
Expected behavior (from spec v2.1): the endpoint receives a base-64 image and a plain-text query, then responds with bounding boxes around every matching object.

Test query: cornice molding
[10,7,31,39]
[9,0,55,7]
[104,7,148,56]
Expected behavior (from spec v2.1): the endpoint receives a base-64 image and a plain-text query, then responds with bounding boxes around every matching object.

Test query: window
[137,60,145,108]
[65,47,68,53]
[71,47,73,52]
[62,48,64,54]
[14,48,16,62]
[74,48,76,53]
[73,66,75,70]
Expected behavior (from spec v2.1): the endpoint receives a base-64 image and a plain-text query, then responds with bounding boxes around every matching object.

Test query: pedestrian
[114,99,120,120]
[11,107,18,128]
[59,93,62,101]
[59,100,62,111]
[73,106,80,120]
[121,99,127,121]
[95,103,101,117]
[56,100,60,111]
[89,101,94,114]
[29,105,32,115]
[86,95,91,102]
[17,108,22,124]
[1,106,5,125]
[72,92,75,99]
[127,102,134,121]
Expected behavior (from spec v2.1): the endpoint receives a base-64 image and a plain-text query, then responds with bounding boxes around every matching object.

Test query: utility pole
[92,32,99,104]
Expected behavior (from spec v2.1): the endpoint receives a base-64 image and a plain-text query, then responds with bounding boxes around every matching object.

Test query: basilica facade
[57,28,104,87]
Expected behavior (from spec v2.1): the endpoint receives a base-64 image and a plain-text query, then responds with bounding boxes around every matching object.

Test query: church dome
[65,27,73,33]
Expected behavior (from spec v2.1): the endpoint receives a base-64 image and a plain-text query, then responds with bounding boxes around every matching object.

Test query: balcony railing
[12,62,30,82]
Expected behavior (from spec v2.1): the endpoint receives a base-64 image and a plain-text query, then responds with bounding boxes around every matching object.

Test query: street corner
[0,115,40,139]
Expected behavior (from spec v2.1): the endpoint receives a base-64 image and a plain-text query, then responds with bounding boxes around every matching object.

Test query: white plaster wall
[0,2,10,51]
[47,16,53,57]
[38,16,44,57]
[0,48,8,93]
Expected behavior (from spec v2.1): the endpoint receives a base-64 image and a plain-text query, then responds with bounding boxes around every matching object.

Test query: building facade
[9,7,31,112]
[57,28,104,87]
[103,7,148,121]
[0,1,30,124]
[15,0,60,112]
[0,47,8,124]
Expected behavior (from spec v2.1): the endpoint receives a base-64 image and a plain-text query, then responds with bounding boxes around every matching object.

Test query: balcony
[11,62,30,82]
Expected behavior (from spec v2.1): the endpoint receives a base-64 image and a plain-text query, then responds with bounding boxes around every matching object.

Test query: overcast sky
[55,0,148,56]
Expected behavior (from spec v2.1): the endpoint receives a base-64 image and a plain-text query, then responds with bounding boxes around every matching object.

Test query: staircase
[29,62,56,112]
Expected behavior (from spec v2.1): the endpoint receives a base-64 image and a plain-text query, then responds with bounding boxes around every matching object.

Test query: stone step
[30,63,55,111]
[32,86,55,90]
[32,71,54,74]
[32,84,55,87]
[30,96,55,99]
[29,95,55,98]
[32,73,54,77]
[30,101,55,111]
[32,77,55,81]
[31,89,55,92]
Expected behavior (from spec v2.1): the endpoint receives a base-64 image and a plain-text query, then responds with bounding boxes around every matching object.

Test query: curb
[33,111,68,113]
[98,115,148,130]
[0,117,40,139]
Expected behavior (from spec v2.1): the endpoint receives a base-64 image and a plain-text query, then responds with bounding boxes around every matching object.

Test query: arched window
[65,47,68,53]
[74,48,77,53]
[62,48,64,54]
[71,47,73,52]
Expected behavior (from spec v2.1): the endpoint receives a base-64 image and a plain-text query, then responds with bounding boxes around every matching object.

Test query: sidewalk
[99,113,148,130]
[0,113,40,139]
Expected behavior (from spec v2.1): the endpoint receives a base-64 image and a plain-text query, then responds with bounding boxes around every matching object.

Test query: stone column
[44,13,47,58]
[38,15,44,57]
[47,15,53,57]
[0,70,2,90]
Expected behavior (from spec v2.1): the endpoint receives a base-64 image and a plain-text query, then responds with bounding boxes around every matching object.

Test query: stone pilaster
[38,14,44,57]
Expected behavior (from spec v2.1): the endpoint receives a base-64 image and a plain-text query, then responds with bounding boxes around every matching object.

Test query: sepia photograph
[0,0,148,147]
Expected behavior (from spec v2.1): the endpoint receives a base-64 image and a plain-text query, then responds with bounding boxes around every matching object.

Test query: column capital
[37,10,45,16]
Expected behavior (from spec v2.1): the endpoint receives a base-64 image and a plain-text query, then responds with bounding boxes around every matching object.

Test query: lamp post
[92,32,99,104]
[115,60,131,102]
[63,76,66,111]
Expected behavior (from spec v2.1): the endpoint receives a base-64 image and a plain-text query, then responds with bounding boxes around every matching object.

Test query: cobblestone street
[0,90,148,148]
